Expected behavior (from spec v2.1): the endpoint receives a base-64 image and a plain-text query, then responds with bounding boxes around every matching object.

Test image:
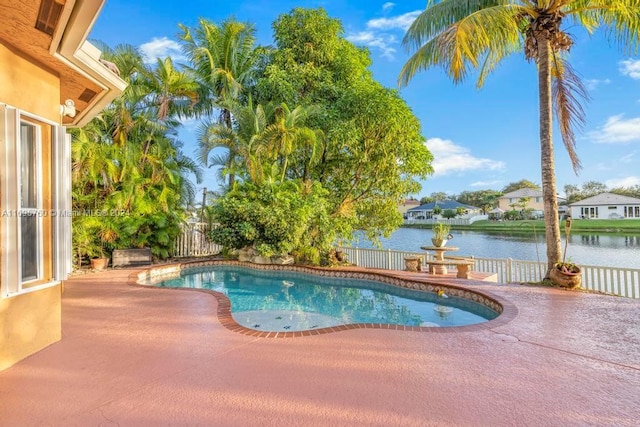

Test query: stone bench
[112,248,152,267]
[424,258,474,279]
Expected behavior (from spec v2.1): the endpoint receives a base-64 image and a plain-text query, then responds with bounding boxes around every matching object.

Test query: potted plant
[431,222,452,247]
[72,216,111,271]
[549,216,582,288]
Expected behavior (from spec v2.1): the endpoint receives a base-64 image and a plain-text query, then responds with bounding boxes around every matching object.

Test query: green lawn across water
[403,219,640,234]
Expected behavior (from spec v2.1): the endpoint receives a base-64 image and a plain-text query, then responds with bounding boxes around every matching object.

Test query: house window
[625,206,640,218]
[536,197,542,202]
[20,122,41,282]
[19,118,53,288]
[1,105,57,297]
[580,207,598,219]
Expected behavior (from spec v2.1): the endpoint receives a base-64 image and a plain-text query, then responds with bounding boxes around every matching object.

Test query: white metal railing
[174,222,222,257]
[339,246,639,299]
[404,215,488,226]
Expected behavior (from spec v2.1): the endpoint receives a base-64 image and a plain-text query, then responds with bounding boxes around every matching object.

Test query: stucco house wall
[0,0,126,371]
[569,193,640,219]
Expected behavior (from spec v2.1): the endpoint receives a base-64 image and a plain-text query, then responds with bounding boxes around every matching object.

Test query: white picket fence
[404,215,488,225]
[174,222,222,257]
[339,246,640,299]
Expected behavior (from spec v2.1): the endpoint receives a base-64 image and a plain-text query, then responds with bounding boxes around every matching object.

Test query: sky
[90,0,640,198]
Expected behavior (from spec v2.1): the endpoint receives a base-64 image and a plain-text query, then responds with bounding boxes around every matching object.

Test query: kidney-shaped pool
[152,265,500,332]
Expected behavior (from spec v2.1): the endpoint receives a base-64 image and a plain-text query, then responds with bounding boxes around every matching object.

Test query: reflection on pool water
[156,266,499,332]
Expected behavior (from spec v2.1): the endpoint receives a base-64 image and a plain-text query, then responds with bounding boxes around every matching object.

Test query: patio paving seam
[512,337,640,372]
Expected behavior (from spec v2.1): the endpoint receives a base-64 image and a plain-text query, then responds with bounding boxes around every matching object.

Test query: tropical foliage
[210,180,334,263]
[189,8,433,260]
[400,0,640,274]
[72,44,201,264]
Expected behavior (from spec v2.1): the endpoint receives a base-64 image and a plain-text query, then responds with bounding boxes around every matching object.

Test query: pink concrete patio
[1,265,639,426]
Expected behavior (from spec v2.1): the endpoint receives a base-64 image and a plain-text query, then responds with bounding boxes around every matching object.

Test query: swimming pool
[153,265,499,332]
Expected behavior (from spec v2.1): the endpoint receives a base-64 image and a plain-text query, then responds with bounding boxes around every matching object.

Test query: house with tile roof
[0,0,127,370]
[407,200,481,220]
[569,193,640,219]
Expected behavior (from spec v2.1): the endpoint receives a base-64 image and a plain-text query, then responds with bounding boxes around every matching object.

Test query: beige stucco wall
[498,198,544,212]
[0,42,60,121]
[0,41,62,371]
[0,285,62,371]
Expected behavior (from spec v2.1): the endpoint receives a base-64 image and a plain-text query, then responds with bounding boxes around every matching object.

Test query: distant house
[498,188,545,211]
[569,193,640,219]
[0,0,127,370]
[398,199,421,216]
[407,200,480,219]
[497,188,566,217]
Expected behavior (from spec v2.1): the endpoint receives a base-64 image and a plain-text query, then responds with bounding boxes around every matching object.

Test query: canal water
[352,228,640,269]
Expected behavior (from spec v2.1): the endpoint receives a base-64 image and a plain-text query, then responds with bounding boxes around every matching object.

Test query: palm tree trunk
[536,36,562,277]
[221,107,236,187]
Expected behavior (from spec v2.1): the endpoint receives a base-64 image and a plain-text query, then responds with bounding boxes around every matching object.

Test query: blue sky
[90,0,640,198]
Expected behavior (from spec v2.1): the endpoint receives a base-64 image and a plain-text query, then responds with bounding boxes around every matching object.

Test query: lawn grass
[403,219,640,234]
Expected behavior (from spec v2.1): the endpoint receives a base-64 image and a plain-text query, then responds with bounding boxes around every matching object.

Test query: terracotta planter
[549,265,582,289]
[90,257,109,271]
[404,256,421,272]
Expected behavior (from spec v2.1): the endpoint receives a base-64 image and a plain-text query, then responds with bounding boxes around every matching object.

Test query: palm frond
[551,54,589,174]
[569,0,640,54]
[400,4,525,86]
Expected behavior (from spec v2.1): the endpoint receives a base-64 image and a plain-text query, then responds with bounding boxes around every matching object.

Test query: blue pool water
[156,266,499,332]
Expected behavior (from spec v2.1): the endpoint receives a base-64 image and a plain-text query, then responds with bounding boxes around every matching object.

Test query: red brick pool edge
[130,260,518,337]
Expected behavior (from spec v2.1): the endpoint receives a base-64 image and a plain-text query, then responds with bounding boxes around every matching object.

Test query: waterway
[352,228,640,268]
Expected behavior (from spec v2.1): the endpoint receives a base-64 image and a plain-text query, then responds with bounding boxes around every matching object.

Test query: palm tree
[261,103,322,182]
[399,1,639,275]
[197,101,271,185]
[180,18,261,186]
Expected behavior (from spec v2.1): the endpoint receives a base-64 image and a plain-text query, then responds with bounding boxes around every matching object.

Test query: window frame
[1,105,62,298]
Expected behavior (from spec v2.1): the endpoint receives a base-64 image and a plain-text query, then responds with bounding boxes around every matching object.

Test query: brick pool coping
[129,259,518,337]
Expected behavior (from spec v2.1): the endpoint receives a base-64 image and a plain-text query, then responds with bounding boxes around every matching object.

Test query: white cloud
[346,31,397,59]
[605,176,640,188]
[584,78,611,90]
[620,151,637,163]
[426,137,506,177]
[588,115,640,144]
[382,2,395,12]
[619,59,640,80]
[140,37,185,64]
[367,10,422,31]
[470,180,503,188]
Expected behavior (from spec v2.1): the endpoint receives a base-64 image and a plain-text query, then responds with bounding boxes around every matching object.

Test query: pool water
[156,266,499,332]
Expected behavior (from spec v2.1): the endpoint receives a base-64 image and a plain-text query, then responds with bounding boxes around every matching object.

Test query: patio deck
[1,265,639,426]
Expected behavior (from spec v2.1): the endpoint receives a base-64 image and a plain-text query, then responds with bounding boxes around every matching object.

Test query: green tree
[611,185,640,199]
[420,196,435,205]
[209,180,334,260]
[255,8,433,243]
[442,209,457,219]
[581,181,608,198]
[457,189,501,211]
[400,0,639,274]
[502,180,540,194]
[72,44,201,261]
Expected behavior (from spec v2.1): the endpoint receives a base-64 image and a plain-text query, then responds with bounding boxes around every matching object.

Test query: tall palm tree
[399,0,639,275]
[180,18,260,186]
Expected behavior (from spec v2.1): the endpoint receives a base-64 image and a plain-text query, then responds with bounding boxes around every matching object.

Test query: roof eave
[52,0,127,127]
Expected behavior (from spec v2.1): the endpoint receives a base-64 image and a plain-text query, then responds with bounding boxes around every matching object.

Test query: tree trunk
[536,36,562,277]
[221,108,235,187]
